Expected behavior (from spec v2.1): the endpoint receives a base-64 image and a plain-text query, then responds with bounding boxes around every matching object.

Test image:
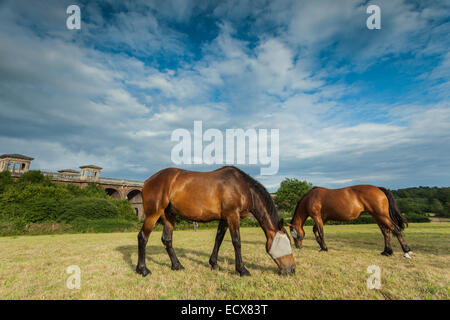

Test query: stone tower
[79,165,102,181]
[0,154,34,175]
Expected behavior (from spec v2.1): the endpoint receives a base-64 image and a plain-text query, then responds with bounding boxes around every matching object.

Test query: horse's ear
[278,218,284,230]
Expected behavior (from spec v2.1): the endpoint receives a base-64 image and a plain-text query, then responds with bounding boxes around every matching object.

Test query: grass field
[0,222,449,300]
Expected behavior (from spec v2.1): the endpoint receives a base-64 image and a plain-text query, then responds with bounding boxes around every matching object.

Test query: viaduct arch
[1,154,146,219]
[83,182,144,219]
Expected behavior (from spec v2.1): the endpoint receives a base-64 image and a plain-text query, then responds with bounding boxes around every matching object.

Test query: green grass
[0,223,448,299]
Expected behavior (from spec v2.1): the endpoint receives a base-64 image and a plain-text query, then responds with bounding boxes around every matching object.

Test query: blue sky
[0,0,449,191]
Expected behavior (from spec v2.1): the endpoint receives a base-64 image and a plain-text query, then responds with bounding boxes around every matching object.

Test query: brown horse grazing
[136,166,296,277]
[288,185,413,257]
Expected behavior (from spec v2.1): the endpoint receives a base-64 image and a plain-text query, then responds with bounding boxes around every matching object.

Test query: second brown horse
[136,166,296,277]
[288,185,412,257]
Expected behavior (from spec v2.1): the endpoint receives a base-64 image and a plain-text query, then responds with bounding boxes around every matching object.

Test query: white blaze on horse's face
[268,232,292,259]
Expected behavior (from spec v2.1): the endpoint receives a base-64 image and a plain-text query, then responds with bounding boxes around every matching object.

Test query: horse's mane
[290,187,318,224]
[228,166,279,228]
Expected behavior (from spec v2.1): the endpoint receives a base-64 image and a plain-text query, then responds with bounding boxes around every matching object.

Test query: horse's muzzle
[294,242,303,249]
[280,265,296,275]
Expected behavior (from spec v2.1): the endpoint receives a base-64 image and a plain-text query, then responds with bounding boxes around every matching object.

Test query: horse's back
[171,167,249,220]
[347,185,388,214]
[143,167,182,192]
[305,185,387,221]
[142,166,249,221]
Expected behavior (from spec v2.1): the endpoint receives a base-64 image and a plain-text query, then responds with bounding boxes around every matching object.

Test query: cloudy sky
[0,0,449,191]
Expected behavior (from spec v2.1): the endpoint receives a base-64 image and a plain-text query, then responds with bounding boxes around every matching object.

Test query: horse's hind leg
[161,214,184,270]
[136,211,162,277]
[374,209,412,257]
[392,229,412,256]
[209,220,228,270]
[379,224,393,256]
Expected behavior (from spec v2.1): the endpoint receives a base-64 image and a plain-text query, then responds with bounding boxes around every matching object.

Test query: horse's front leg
[136,210,163,277]
[312,217,328,251]
[312,224,321,247]
[228,220,251,277]
[209,220,228,270]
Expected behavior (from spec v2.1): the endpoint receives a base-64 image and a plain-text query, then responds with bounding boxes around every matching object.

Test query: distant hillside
[392,187,450,217]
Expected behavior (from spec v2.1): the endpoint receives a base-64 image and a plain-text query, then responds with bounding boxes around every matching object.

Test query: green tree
[0,171,13,194]
[441,202,450,218]
[429,198,444,215]
[435,188,450,204]
[0,183,71,222]
[18,170,51,185]
[83,182,108,198]
[68,182,108,198]
[275,178,313,214]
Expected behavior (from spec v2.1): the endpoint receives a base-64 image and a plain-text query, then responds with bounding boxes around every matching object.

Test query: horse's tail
[378,187,408,231]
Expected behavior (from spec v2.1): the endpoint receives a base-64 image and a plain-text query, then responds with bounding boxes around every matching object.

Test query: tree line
[1,171,447,236]
[0,170,138,235]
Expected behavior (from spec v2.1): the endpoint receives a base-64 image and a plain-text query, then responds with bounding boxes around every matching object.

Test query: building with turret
[0,153,144,218]
[0,154,34,174]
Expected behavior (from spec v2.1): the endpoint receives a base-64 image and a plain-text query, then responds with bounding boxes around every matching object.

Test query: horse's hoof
[295,244,303,249]
[403,252,412,259]
[171,263,185,271]
[239,269,251,277]
[210,264,220,270]
[319,248,328,252]
[136,265,151,277]
[381,251,393,256]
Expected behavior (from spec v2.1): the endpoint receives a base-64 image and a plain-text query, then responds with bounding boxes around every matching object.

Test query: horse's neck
[250,188,277,238]
[293,205,308,226]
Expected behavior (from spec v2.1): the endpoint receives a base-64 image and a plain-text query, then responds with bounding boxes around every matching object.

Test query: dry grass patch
[0,223,448,299]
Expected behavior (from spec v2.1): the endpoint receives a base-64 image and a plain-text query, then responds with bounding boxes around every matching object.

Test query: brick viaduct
[47,174,145,219]
[0,154,145,219]
[1,154,268,221]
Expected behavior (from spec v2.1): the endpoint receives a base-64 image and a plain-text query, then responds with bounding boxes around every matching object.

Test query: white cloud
[0,0,448,190]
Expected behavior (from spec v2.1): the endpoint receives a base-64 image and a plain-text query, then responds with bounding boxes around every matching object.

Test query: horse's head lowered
[268,219,296,275]
[288,202,305,249]
[288,222,304,249]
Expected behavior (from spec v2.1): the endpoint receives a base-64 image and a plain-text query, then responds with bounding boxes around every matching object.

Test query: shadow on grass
[116,244,277,275]
[327,233,447,255]
[236,234,384,253]
[297,232,449,256]
[224,239,265,246]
